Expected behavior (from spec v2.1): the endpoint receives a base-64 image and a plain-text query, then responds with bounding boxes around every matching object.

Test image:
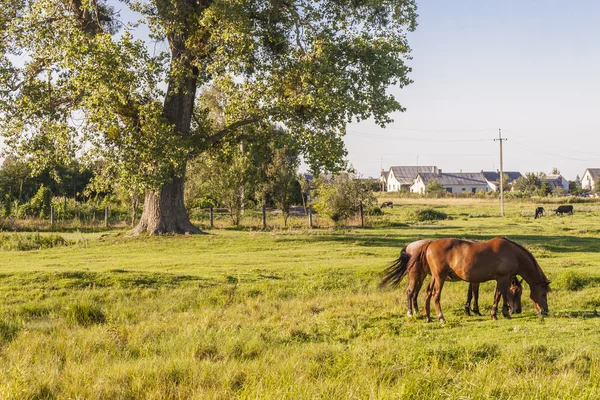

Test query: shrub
[367,206,383,216]
[65,301,106,326]
[406,207,448,222]
[556,271,588,291]
[0,317,20,344]
[0,233,70,251]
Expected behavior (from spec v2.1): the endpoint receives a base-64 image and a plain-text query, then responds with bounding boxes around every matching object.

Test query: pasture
[1,198,600,399]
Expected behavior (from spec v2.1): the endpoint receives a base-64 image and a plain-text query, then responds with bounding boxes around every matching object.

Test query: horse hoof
[474,311,482,316]
[464,306,471,316]
[439,318,446,324]
[407,311,413,317]
[425,317,432,323]
[503,314,512,320]
[491,315,498,321]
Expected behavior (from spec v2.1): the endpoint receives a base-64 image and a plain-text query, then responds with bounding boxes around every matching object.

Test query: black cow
[381,201,394,208]
[554,205,573,215]
[534,207,545,219]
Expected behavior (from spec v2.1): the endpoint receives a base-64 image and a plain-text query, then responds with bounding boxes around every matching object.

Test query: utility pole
[494,129,507,216]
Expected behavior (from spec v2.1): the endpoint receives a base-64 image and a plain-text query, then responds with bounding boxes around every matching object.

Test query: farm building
[581,168,600,192]
[481,171,523,192]
[410,171,490,194]
[385,166,439,192]
[542,174,570,193]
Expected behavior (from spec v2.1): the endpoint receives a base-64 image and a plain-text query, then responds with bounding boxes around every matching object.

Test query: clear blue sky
[347,1,600,180]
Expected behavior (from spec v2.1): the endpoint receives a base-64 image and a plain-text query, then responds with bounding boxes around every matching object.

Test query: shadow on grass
[273,230,600,254]
[0,270,216,290]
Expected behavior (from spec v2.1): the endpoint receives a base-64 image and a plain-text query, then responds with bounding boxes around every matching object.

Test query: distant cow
[381,201,393,208]
[554,205,573,215]
[534,207,545,219]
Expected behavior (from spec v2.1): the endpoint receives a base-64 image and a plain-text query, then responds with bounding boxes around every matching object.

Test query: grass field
[1,198,599,399]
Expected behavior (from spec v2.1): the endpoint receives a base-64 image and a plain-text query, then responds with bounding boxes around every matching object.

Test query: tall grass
[0,198,599,398]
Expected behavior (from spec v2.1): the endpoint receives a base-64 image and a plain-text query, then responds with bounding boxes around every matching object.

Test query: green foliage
[65,301,106,327]
[0,0,417,197]
[425,179,445,198]
[0,317,20,345]
[556,271,588,291]
[265,147,301,226]
[0,232,70,251]
[22,185,52,218]
[405,207,448,221]
[313,173,376,224]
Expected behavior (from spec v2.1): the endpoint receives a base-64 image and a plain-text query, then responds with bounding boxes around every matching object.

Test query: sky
[346,1,600,180]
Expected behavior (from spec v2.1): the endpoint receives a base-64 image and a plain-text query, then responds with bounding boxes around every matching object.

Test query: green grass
[0,198,599,398]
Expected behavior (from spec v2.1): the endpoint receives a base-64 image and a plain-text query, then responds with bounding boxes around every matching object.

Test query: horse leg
[472,283,482,316]
[432,277,447,324]
[464,284,473,316]
[412,274,426,315]
[424,279,434,323]
[406,266,420,316]
[491,279,512,320]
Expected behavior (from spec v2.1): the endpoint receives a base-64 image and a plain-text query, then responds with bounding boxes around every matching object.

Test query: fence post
[308,206,313,228]
[359,201,364,227]
[104,206,109,228]
[262,204,267,229]
[50,206,54,226]
[209,205,214,228]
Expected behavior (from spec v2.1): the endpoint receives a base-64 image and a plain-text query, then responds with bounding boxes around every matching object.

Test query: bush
[406,207,448,222]
[556,271,588,291]
[313,173,376,224]
[0,233,70,251]
[0,317,20,344]
[367,206,383,216]
[65,301,106,326]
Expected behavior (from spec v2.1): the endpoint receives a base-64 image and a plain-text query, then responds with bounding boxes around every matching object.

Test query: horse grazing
[380,240,523,317]
[403,237,550,323]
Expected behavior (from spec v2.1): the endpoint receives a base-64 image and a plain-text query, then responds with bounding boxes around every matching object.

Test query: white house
[385,166,438,192]
[481,171,523,192]
[410,172,490,194]
[581,168,600,192]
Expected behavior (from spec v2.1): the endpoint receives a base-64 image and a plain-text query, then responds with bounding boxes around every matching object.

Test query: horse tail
[379,247,411,288]
[501,237,551,288]
[380,241,432,288]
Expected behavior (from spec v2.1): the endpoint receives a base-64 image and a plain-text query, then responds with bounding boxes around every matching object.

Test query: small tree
[426,179,445,198]
[313,173,376,225]
[266,148,301,227]
[24,185,53,218]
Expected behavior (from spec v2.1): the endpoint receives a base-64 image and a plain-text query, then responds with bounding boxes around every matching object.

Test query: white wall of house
[410,178,488,194]
[386,170,399,192]
[410,177,426,193]
[582,170,595,191]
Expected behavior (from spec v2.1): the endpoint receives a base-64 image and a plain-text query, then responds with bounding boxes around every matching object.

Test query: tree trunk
[133,174,202,235]
[133,42,201,234]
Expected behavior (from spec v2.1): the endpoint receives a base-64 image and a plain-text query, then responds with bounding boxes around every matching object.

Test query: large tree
[0,0,418,234]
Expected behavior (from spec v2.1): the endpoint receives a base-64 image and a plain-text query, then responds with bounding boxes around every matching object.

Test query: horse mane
[380,242,431,288]
[500,237,551,289]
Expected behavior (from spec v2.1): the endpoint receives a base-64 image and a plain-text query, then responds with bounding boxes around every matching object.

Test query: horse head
[508,277,523,314]
[530,280,551,315]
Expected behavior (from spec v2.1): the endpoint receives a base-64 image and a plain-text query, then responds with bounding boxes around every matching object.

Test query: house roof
[389,166,438,185]
[585,168,600,179]
[417,172,488,186]
[481,171,522,183]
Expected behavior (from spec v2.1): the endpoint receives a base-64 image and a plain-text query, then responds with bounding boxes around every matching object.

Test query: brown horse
[381,240,523,317]
[407,237,550,323]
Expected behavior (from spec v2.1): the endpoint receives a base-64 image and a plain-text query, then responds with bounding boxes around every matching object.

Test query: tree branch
[205,117,259,145]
